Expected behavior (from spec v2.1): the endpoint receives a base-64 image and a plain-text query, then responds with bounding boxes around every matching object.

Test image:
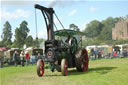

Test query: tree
[25,35,33,47]
[98,17,119,40]
[0,41,5,47]
[10,40,17,48]
[84,20,103,38]
[33,38,45,48]
[14,28,22,48]
[1,21,13,47]
[14,21,30,48]
[69,24,80,31]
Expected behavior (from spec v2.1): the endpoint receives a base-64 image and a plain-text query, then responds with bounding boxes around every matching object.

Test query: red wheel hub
[40,60,44,76]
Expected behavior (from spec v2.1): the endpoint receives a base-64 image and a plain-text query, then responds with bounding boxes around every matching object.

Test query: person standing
[25,51,30,66]
[113,51,117,57]
[30,54,36,65]
[90,48,94,59]
[37,53,42,60]
[13,51,18,66]
[20,51,25,66]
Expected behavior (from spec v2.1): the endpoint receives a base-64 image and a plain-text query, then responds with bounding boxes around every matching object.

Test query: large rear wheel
[75,49,89,72]
[37,59,44,77]
[61,59,68,76]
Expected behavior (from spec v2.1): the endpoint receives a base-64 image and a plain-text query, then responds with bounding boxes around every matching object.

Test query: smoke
[1,0,84,7]
[48,0,82,8]
[1,0,42,6]
[48,0,57,7]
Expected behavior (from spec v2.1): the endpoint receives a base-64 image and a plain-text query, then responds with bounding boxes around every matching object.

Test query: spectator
[123,50,127,57]
[13,51,18,66]
[25,51,30,66]
[30,54,36,65]
[94,48,98,59]
[90,48,94,59]
[120,50,123,58]
[113,51,117,57]
[37,53,42,60]
[100,50,104,58]
[20,51,25,66]
[97,48,101,59]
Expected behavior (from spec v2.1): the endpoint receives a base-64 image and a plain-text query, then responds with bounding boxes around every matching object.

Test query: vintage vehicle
[114,44,128,57]
[25,48,43,56]
[25,47,43,61]
[6,48,22,65]
[98,45,113,58]
[34,4,89,76]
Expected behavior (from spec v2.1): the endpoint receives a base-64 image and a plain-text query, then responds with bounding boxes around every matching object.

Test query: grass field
[0,58,128,85]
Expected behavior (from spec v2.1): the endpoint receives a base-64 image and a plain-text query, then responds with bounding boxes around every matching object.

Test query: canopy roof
[54,29,85,37]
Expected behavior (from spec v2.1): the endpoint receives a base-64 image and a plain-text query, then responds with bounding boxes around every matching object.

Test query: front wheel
[37,59,44,77]
[61,59,68,76]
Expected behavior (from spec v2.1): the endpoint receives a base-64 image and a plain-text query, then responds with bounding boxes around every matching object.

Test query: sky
[0,0,128,41]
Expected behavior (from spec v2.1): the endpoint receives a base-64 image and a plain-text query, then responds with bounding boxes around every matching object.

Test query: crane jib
[34,4,55,40]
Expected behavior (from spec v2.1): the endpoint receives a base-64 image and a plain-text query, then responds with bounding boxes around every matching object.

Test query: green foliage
[69,24,80,31]
[82,38,104,47]
[83,16,121,46]
[112,39,128,45]
[0,41,5,47]
[25,35,33,47]
[84,17,120,40]
[84,20,103,38]
[14,21,30,48]
[82,38,128,47]
[33,38,45,48]
[1,58,128,85]
[10,41,17,48]
[97,17,119,40]
[14,28,23,48]
[1,21,13,47]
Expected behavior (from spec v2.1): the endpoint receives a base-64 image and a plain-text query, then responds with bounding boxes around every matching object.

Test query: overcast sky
[0,0,128,41]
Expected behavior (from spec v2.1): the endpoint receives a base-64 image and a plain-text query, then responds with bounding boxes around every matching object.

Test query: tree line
[0,21,41,48]
[0,21,81,48]
[0,15,128,48]
[83,15,128,46]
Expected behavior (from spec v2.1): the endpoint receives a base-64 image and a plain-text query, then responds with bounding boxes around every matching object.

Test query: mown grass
[0,58,128,85]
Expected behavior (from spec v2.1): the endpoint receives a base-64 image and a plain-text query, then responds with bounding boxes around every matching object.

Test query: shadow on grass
[44,74,62,77]
[68,67,117,76]
[41,67,117,77]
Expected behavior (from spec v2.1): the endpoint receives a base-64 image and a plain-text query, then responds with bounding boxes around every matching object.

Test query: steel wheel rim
[40,60,44,76]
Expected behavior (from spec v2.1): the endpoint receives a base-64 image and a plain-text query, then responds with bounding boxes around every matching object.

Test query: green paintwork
[54,29,84,37]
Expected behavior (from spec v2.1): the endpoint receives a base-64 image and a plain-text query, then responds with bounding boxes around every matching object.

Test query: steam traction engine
[35,4,89,76]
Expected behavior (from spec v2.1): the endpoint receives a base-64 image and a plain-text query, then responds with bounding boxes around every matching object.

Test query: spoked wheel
[75,49,89,72]
[61,59,68,76]
[37,59,44,77]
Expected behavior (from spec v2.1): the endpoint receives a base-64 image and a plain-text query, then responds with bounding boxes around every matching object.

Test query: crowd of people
[12,50,42,66]
[89,48,128,60]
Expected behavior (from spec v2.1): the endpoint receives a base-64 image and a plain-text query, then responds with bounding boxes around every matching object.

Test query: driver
[65,35,71,44]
